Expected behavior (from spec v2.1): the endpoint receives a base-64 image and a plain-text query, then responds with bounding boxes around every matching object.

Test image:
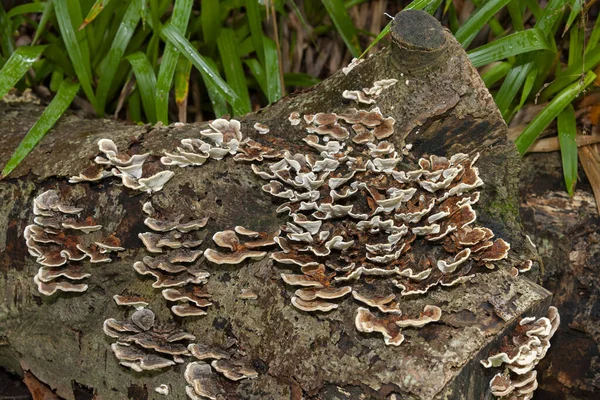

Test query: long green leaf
[514,70,595,155]
[467,28,551,68]
[568,25,583,67]
[557,104,578,196]
[0,46,46,97]
[155,0,193,124]
[0,7,16,59]
[54,0,97,112]
[495,56,535,119]
[541,44,600,101]
[563,0,582,35]
[6,3,46,19]
[322,0,361,58]
[245,59,267,95]
[80,0,111,29]
[95,0,142,113]
[264,36,282,103]
[175,55,192,122]
[587,9,600,53]
[506,0,524,32]
[284,72,321,87]
[203,57,228,118]
[454,0,511,47]
[481,61,512,87]
[33,0,54,44]
[201,0,220,47]
[217,28,251,114]
[126,51,157,123]
[161,23,245,115]
[245,0,265,64]
[1,79,80,178]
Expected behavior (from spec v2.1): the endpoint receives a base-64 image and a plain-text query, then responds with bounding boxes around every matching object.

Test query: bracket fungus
[70,139,173,193]
[103,308,196,372]
[481,307,560,399]
[26,190,123,295]
[204,227,279,265]
[237,102,513,345]
[135,200,210,317]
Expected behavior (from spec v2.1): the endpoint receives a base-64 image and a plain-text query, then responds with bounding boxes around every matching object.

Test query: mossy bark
[0,10,550,400]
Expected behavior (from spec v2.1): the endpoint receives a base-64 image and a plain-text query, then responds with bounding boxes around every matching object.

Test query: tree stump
[0,10,551,400]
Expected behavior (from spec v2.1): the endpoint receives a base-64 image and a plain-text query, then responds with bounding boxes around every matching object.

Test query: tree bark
[0,10,550,400]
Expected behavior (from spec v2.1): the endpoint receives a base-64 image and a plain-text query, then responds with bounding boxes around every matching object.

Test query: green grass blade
[423,0,444,14]
[33,0,54,44]
[322,0,361,58]
[0,45,46,97]
[494,56,535,119]
[175,55,192,122]
[535,0,570,36]
[245,0,265,64]
[557,104,578,195]
[568,25,583,67]
[161,23,245,115]
[563,0,582,35]
[244,58,267,96]
[6,3,46,19]
[454,0,511,47]
[95,0,142,113]
[203,57,228,118]
[284,72,321,87]
[506,0,524,32]
[49,68,64,91]
[481,61,512,87]
[523,0,542,20]
[54,0,97,112]
[517,64,537,110]
[514,70,595,155]
[0,7,16,58]
[128,88,142,122]
[467,28,551,68]
[201,0,221,47]
[155,0,193,124]
[1,79,80,178]
[587,10,600,53]
[264,36,283,103]
[217,28,252,114]
[126,51,157,123]
[80,0,111,29]
[360,23,390,58]
[540,44,600,101]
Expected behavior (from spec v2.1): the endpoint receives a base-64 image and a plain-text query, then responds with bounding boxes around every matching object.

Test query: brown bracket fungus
[481,307,560,399]
[26,190,123,295]
[204,227,279,265]
[104,308,195,372]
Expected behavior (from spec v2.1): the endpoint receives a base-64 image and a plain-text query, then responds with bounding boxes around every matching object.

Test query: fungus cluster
[161,119,243,167]
[103,308,196,371]
[342,79,398,104]
[240,105,511,345]
[134,200,211,317]
[481,307,560,399]
[25,190,123,295]
[70,139,173,193]
[185,350,258,399]
[204,226,280,266]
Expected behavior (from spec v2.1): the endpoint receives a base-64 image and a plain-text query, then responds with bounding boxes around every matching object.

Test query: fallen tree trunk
[0,10,551,400]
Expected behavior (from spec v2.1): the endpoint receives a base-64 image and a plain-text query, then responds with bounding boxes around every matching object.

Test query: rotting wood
[0,10,553,400]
